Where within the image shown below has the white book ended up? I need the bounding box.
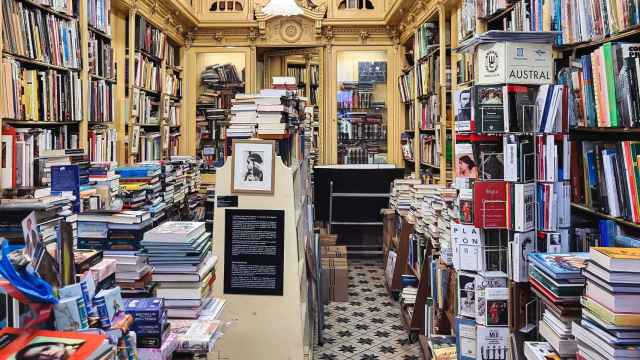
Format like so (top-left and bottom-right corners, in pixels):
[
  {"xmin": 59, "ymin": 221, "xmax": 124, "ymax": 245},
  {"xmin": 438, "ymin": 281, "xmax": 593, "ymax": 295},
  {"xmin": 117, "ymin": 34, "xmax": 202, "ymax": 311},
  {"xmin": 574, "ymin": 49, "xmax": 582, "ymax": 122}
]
[
  {"xmin": 511, "ymin": 231, "xmax": 535, "ymax": 282},
  {"xmin": 143, "ymin": 221, "xmax": 205, "ymax": 242},
  {"xmin": 513, "ymin": 183, "xmax": 536, "ymax": 231}
]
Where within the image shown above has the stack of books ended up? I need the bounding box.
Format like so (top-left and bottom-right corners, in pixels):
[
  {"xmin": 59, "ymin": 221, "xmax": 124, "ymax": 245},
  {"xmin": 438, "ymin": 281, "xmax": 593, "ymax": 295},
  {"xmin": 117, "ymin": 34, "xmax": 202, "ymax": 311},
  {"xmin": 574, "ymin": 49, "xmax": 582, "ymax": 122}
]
[
  {"xmin": 389, "ymin": 178, "xmax": 421, "ymax": 213},
  {"xmin": 228, "ymin": 94, "xmax": 257, "ymax": 137},
  {"xmin": 87, "ymin": 163, "xmax": 120, "ymax": 211},
  {"xmin": 124, "ymin": 298, "xmax": 170, "ymax": 352},
  {"xmin": 527, "ymin": 252, "xmax": 588, "ymax": 356},
  {"xmin": 76, "ymin": 210, "xmax": 155, "ymax": 298},
  {"xmin": 117, "ymin": 165, "xmax": 164, "ymax": 221},
  {"xmin": 271, "ymin": 77, "xmax": 297, "ymax": 91},
  {"xmin": 142, "ymin": 222, "xmax": 217, "ymax": 319},
  {"xmin": 256, "ymin": 91, "xmax": 286, "ymax": 135},
  {"xmin": 523, "ymin": 342, "xmax": 560, "ymax": 360},
  {"xmin": 573, "ymin": 247, "xmax": 640, "ymax": 359}
]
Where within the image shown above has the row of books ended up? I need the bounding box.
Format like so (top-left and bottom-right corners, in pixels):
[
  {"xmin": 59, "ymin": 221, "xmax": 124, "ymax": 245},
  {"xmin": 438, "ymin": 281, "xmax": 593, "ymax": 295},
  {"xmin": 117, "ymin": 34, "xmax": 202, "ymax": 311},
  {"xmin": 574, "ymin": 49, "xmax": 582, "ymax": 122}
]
[
  {"xmin": 135, "ymin": 15, "xmax": 166, "ymax": 60},
  {"xmin": 398, "ymin": 69, "xmax": 414, "ymax": 103},
  {"xmin": 89, "ymin": 79, "xmax": 115, "ymax": 124},
  {"xmin": 88, "ymin": 33, "xmax": 115, "ymax": 80},
  {"xmin": 1, "ymin": 58, "xmax": 83, "ymax": 122},
  {"xmin": 88, "ymin": 0, "xmax": 111, "ymax": 34},
  {"xmin": 286, "ymin": 65, "xmax": 308, "ymax": 85},
  {"xmin": 416, "ymin": 54, "xmax": 442, "ymax": 98},
  {"xmin": 573, "ymin": 141, "xmax": 640, "ymax": 224},
  {"xmin": 201, "ymin": 64, "xmax": 243, "ymax": 89},
  {"xmin": 88, "ymin": 127, "xmax": 116, "ymax": 163},
  {"xmin": 338, "ymin": 81, "xmax": 377, "ymax": 109},
  {"xmin": 416, "ymin": 22, "xmax": 438, "ymax": 60},
  {"xmin": 558, "ymin": 0, "xmax": 640, "ymax": 46},
  {"xmin": 134, "ymin": 90, "xmax": 160, "ymax": 125},
  {"xmin": 165, "ymin": 73, "xmax": 182, "ymax": 97},
  {"xmin": 1, "ymin": 127, "xmax": 82, "ymax": 188},
  {"xmin": 165, "ymin": 42, "xmax": 180, "ymax": 68},
  {"xmin": 465, "ymin": 84, "xmax": 567, "ymax": 134},
  {"xmin": 134, "ymin": 53, "xmax": 162, "ymax": 93},
  {"xmin": 167, "ymin": 100, "xmax": 182, "ymax": 127},
  {"xmin": 561, "ymin": 43, "xmax": 640, "ymax": 128},
  {"xmin": 2, "ymin": 0, "xmax": 81, "ymax": 69}
]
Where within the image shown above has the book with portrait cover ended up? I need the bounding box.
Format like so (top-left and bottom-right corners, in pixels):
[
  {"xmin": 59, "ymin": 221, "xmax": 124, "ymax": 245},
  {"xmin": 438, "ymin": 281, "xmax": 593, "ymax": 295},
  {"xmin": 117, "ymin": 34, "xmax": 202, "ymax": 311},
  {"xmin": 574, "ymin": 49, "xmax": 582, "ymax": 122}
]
[
  {"xmin": 0, "ymin": 327, "xmax": 110, "ymax": 359},
  {"xmin": 473, "ymin": 181, "xmax": 510, "ymax": 229},
  {"xmin": 473, "ymin": 85, "xmax": 505, "ymax": 133}
]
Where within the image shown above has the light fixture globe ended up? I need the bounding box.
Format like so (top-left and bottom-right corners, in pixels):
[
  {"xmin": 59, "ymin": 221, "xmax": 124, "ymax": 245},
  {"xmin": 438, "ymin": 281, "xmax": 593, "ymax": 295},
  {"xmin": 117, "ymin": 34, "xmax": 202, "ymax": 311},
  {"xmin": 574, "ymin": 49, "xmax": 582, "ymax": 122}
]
[{"xmin": 262, "ymin": 0, "xmax": 304, "ymax": 16}]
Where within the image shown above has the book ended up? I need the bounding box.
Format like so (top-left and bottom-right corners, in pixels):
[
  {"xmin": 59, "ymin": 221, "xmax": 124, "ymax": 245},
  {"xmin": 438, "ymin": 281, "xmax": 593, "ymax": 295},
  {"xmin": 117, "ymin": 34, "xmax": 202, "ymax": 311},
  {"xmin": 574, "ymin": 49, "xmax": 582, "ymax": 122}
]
[
  {"xmin": 589, "ymin": 247, "xmax": 640, "ymax": 273},
  {"xmin": 94, "ymin": 287, "xmax": 124, "ymax": 328},
  {"xmin": 473, "ymin": 181, "xmax": 510, "ymax": 229},
  {"xmin": 476, "ymin": 326, "xmax": 509, "ymax": 360},
  {"xmin": 0, "ymin": 327, "xmax": 110, "ymax": 360},
  {"xmin": 142, "ymin": 221, "xmax": 206, "ymax": 243},
  {"xmin": 581, "ymin": 296, "xmax": 640, "ymax": 327},
  {"xmin": 473, "ymin": 85, "xmax": 505, "ymax": 133},
  {"xmin": 456, "ymin": 317, "xmax": 476, "ymax": 360},
  {"xmin": 528, "ymin": 253, "xmax": 589, "ymax": 280},
  {"xmin": 175, "ymin": 320, "xmax": 223, "ymax": 353},
  {"xmin": 523, "ymin": 341, "xmax": 559, "ymax": 360},
  {"xmin": 54, "ymin": 297, "xmax": 89, "ymax": 331}
]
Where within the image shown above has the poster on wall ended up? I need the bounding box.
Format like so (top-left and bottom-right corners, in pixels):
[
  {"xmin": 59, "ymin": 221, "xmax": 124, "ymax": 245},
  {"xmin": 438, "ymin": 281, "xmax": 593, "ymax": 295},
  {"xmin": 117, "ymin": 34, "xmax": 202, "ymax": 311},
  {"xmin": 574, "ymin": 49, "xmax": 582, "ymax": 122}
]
[{"xmin": 224, "ymin": 209, "xmax": 285, "ymax": 296}]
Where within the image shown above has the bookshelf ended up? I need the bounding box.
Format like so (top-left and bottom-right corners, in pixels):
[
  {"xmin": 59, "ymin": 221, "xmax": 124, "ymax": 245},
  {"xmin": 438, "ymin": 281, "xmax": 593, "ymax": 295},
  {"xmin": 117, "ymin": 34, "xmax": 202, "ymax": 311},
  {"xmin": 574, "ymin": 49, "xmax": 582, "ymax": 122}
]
[
  {"xmin": 124, "ymin": 10, "xmax": 185, "ymax": 164},
  {"xmin": 399, "ymin": 6, "xmax": 452, "ymax": 185},
  {"xmin": 1, "ymin": 0, "xmax": 83, "ymax": 188}
]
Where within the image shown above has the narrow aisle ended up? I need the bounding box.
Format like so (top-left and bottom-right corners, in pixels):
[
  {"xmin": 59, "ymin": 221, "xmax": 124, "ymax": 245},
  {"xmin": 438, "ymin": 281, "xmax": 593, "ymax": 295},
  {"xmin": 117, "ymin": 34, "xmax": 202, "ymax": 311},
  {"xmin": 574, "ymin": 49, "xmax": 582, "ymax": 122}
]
[{"xmin": 315, "ymin": 258, "xmax": 422, "ymax": 360}]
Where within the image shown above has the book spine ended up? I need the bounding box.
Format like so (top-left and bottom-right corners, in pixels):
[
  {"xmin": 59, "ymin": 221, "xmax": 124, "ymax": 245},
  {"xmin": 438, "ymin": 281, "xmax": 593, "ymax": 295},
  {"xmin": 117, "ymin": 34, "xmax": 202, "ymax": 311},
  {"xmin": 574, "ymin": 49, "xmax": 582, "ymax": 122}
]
[{"xmin": 94, "ymin": 296, "xmax": 112, "ymax": 328}]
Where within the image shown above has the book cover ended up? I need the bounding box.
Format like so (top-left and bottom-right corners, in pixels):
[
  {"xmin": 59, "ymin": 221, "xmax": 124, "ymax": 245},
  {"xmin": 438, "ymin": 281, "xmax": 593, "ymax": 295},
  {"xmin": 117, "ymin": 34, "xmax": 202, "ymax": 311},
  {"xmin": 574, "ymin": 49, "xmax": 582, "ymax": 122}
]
[
  {"xmin": 0, "ymin": 328, "xmax": 108, "ymax": 360},
  {"xmin": 451, "ymin": 224, "xmax": 482, "ymax": 271},
  {"xmin": 458, "ymin": 189, "xmax": 474, "ymax": 224},
  {"xmin": 54, "ymin": 297, "xmax": 88, "ymax": 331},
  {"xmin": 504, "ymin": 85, "xmax": 537, "ymax": 132},
  {"xmin": 528, "ymin": 253, "xmax": 589, "ymax": 279},
  {"xmin": 477, "ymin": 143, "xmax": 504, "ymax": 180},
  {"xmin": 455, "ymin": 143, "xmax": 479, "ymax": 180},
  {"xmin": 455, "ymin": 88, "xmax": 473, "ymax": 132},
  {"xmin": 512, "ymin": 183, "xmax": 536, "ymax": 232},
  {"xmin": 176, "ymin": 320, "xmax": 222, "ymax": 353},
  {"xmin": 94, "ymin": 287, "xmax": 124, "ymax": 328},
  {"xmin": 475, "ymin": 271, "xmax": 508, "ymax": 326},
  {"xmin": 457, "ymin": 272, "xmax": 477, "ymax": 318},
  {"xmin": 473, "ymin": 181, "xmax": 510, "ymax": 229},
  {"xmin": 456, "ymin": 317, "xmax": 476, "ymax": 360},
  {"xmin": 474, "ymin": 85, "xmax": 505, "ymax": 133},
  {"xmin": 124, "ymin": 298, "xmax": 165, "ymax": 324},
  {"xmin": 511, "ymin": 231, "xmax": 535, "ymax": 283},
  {"xmin": 476, "ymin": 325, "xmax": 509, "ymax": 360}
]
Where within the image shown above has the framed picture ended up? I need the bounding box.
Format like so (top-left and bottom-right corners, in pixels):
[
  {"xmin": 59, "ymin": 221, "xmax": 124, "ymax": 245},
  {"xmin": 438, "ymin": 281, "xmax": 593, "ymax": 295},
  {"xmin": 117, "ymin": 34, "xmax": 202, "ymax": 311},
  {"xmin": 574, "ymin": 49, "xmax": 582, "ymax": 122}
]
[{"xmin": 231, "ymin": 140, "xmax": 275, "ymax": 194}]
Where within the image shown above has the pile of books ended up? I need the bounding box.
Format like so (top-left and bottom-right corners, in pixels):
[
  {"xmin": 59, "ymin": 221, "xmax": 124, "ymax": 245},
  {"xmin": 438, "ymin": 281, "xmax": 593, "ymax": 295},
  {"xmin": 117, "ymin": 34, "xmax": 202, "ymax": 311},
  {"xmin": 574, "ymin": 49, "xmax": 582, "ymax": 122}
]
[
  {"xmin": 117, "ymin": 164, "xmax": 164, "ymax": 221},
  {"xmin": 142, "ymin": 222, "xmax": 217, "ymax": 319},
  {"xmin": 77, "ymin": 210, "xmax": 155, "ymax": 298},
  {"xmin": 573, "ymin": 247, "xmax": 640, "ymax": 359},
  {"xmin": 527, "ymin": 252, "xmax": 588, "ymax": 356},
  {"xmin": 201, "ymin": 64, "xmax": 242, "ymax": 90},
  {"xmin": 228, "ymin": 94, "xmax": 257, "ymax": 137},
  {"xmin": 86, "ymin": 163, "xmax": 120, "ymax": 210},
  {"xmin": 389, "ymin": 178, "xmax": 421, "ymax": 213},
  {"xmin": 256, "ymin": 90, "xmax": 287, "ymax": 135},
  {"xmin": 124, "ymin": 298, "xmax": 170, "ymax": 353}
]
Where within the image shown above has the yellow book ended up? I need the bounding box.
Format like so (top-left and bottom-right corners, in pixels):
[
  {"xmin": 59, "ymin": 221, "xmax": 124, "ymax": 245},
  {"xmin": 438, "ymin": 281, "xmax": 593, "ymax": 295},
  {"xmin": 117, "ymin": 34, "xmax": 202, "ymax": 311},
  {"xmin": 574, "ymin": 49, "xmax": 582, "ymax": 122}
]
[
  {"xmin": 591, "ymin": 247, "xmax": 640, "ymax": 260},
  {"xmin": 590, "ymin": 247, "xmax": 640, "ymax": 272},
  {"xmin": 119, "ymin": 182, "xmax": 147, "ymax": 191},
  {"xmin": 581, "ymin": 297, "xmax": 640, "ymax": 327}
]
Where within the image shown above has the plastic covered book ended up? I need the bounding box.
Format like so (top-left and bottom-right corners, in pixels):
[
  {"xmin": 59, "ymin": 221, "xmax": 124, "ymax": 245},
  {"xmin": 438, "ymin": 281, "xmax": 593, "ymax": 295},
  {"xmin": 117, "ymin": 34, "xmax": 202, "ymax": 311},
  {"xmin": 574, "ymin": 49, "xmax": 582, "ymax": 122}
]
[
  {"xmin": 528, "ymin": 253, "xmax": 589, "ymax": 279},
  {"xmin": 0, "ymin": 327, "xmax": 110, "ymax": 360}
]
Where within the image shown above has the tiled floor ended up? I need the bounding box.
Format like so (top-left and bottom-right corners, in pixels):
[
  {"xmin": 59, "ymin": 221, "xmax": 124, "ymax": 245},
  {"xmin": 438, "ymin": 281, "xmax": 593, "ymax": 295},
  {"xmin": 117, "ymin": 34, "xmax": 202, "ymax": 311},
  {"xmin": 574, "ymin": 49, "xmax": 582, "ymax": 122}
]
[{"xmin": 315, "ymin": 258, "xmax": 422, "ymax": 360}]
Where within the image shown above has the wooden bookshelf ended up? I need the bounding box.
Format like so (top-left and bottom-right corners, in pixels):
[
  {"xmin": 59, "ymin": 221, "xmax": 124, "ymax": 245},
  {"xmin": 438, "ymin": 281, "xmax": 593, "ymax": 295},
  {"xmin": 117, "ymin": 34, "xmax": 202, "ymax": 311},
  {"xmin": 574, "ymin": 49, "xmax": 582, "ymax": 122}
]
[
  {"xmin": 571, "ymin": 203, "xmax": 640, "ymax": 230},
  {"xmin": 124, "ymin": 10, "xmax": 185, "ymax": 164}
]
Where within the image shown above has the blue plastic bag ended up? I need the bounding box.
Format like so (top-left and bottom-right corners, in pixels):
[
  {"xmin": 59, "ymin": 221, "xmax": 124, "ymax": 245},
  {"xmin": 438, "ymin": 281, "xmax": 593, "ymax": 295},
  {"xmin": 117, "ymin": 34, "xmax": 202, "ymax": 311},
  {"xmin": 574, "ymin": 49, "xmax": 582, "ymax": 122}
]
[{"xmin": 0, "ymin": 239, "xmax": 57, "ymax": 304}]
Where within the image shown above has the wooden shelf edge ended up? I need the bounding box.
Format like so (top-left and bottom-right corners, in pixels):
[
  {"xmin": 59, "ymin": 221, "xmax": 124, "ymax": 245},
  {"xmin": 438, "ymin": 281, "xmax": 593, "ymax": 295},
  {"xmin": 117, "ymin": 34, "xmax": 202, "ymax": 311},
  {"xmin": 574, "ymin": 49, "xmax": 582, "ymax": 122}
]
[{"xmin": 571, "ymin": 203, "xmax": 640, "ymax": 229}]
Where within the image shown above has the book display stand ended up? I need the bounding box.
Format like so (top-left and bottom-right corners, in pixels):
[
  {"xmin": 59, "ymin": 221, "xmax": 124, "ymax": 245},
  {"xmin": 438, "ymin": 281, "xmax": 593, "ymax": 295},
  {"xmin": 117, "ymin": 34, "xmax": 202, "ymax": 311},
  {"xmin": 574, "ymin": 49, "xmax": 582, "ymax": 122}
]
[{"xmin": 212, "ymin": 152, "xmax": 315, "ymax": 360}]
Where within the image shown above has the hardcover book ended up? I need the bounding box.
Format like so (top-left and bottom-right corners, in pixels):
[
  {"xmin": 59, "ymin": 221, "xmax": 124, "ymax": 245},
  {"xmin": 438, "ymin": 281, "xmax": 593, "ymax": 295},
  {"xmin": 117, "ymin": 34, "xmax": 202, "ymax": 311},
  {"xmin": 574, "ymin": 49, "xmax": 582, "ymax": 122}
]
[
  {"xmin": 458, "ymin": 188, "xmax": 474, "ymax": 224},
  {"xmin": 54, "ymin": 297, "xmax": 89, "ymax": 331},
  {"xmin": 124, "ymin": 298, "xmax": 165, "ymax": 324},
  {"xmin": 528, "ymin": 253, "xmax": 589, "ymax": 280},
  {"xmin": 473, "ymin": 181, "xmax": 510, "ymax": 229},
  {"xmin": 94, "ymin": 287, "xmax": 124, "ymax": 328},
  {"xmin": 474, "ymin": 85, "xmax": 505, "ymax": 133},
  {"xmin": 0, "ymin": 328, "xmax": 109, "ymax": 360},
  {"xmin": 512, "ymin": 183, "xmax": 536, "ymax": 232}
]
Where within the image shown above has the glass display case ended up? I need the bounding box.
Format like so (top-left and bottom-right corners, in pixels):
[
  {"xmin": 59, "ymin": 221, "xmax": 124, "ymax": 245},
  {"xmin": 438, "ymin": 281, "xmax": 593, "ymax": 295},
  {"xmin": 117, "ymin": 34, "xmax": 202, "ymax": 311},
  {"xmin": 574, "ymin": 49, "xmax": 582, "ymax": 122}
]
[
  {"xmin": 336, "ymin": 50, "xmax": 388, "ymax": 165},
  {"xmin": 195, "ymin": 53, "xmax": 245, "ymax": 173}
]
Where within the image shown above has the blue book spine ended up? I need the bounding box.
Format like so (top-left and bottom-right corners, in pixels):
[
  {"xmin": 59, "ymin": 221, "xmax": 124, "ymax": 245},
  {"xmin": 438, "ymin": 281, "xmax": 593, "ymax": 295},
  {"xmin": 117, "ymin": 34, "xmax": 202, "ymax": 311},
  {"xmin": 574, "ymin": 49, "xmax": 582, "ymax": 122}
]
[
  {"xmin": 75, "ymin": 297, "xmax": 89, "ymax": 329},
  {"xmin": 94, "ymin": 297, "xmax": 111, "ymax": 328}
]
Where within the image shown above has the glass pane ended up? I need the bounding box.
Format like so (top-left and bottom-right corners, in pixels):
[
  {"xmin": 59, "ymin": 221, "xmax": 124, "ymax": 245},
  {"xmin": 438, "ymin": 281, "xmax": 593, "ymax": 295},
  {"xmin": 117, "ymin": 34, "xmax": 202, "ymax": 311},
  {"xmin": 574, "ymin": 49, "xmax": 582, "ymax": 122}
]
[
  {"xmin": 196, "ymin": 53, "xmax": 246, "ymax": 172},
  {"xmin": 336, "ymin": 51, "xmax": 388, "ymax": 164}
]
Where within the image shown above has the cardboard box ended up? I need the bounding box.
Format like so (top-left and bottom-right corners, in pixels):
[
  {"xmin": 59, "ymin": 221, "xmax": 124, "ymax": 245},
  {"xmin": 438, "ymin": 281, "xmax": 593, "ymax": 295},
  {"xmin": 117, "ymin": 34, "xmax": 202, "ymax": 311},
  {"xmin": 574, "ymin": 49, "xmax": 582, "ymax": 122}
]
[
  {"xmin": 475, "ymin": 41, "xmax": 554, "ymax": 85},
  {"xmin": 321, "ymin": 245, "xmax": 347, "ymax": 259},
  {"xmin": 319, "ymin": 234, "xmax": 337, "ymax": 247},
  {"xmin": 321, "ymin": 258, "xmax": 348, "ymax": 303}
]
